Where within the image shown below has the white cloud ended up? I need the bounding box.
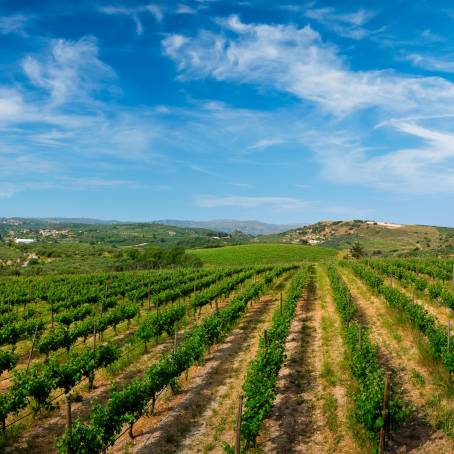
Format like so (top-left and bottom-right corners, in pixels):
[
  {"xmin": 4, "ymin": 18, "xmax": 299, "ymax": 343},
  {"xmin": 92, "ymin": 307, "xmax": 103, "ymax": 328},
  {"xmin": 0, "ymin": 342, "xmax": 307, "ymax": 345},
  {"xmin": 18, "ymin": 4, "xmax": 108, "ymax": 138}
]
[
  {"xmin": 305, "ymin": 7, "xmax": 375, "ymax": 39},
  {"xmin": 0, "ymin": 15, "xmax": 28, "ymax": 35},
  {"xmin": 162, "ymin": 16, "xmax": 454, "ymax": 116},
  {"xmin": 246, "ymin": 138, "xmax": 285, "ymax": 151},
  {"xmin": 315, "ymin": 122, "xmax": 454, "ymax": 194},
  {"xmin": 176, "ymin": 4, "xmax": 196, "ymax": 15},
  {"xmin": 195, "ymin": 195, "xmax": 307, "ymax": 210},
  {"xmin": 406, "ymin": 53, "xmax": 454, "ymax": 73},
  {"xmin": 0, "ymin": 89, "xmax": 25, "ymax": 120},
  {"xmin": 99, "ymin": 3, "xmax": 163, "ymax": 35},
  {"xmin": 22, "ymin": 36, "xmax": 115, "ymax": 105},
  {"xmin": 230, "ymin": 182, "xmax": 253, "ymax": 189}
]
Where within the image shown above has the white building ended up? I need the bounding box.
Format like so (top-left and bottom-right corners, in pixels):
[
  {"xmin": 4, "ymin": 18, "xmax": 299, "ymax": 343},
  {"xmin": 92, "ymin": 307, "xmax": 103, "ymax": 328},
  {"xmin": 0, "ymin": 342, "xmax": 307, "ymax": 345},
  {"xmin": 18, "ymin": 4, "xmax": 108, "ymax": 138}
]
[{"xmin": 14, "ymin": 238, "xmax": 36, "ymax": 244}]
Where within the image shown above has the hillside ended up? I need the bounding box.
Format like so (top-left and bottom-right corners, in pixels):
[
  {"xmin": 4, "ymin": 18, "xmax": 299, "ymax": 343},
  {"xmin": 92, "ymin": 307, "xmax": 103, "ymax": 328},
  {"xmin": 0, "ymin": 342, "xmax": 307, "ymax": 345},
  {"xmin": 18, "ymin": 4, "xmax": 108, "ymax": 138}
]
[
  {"xmin": 257, "ymin": 220, "xmax": 454, "ymax": 256},
  {"xmin": 0, "ymin": 218, "xmax": 251, "ymax": 248},
  {"xmin": 190, "ymin": 243, "xmax": 337, "ymax": 266},
  {"xmin": 155, "ymin": 219, "xmax": 303, "ymax": 235}
]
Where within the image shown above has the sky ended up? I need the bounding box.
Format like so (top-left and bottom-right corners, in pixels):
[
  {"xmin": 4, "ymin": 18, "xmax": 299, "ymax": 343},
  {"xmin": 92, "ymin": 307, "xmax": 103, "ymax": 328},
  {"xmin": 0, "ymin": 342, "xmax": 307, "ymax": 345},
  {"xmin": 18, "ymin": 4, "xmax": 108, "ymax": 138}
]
[{"xmin": 1, "ymin": 0, "xmax": 454, "ymax": 226}]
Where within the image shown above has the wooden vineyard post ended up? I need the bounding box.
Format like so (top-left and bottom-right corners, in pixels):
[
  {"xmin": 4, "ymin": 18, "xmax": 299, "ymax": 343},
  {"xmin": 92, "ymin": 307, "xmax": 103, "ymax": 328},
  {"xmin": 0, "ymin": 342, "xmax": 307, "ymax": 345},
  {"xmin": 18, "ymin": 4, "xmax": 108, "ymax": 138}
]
[
  {"xmin": 235, "ymin": 394, "xmax": 243, "ymax": 454},
  {"xmin": 215, "ymin": 298, "xmax": 219, "ymax": 314},
  {"xmin": 26, "ymin": 323, "xmax": 39, "ymax": 370},
  {"xmin": 280, "ymin": 292, "xmax": 283, "ymax": 315},
  {"xmin": 89, "ymin": 320, "xmax": 96, "ymax": 390},
  {"xmin": 148, "ymin": 290, "xmax": 151, "ymax": 311},
  {"xmin": 66, "ymin": 392, "xmax": 73, "ymax": 454},
  {"xmin": 378, "ymin": 373, "xmax": 391, "ymax": 454},
  {"xmin": 173, "ymin": 330, "xmax": 177, "ymax": 355},
  {"xmin": 51, "ymin": 301, "xmax": 54, "ymax": 329},
  {"xmin": 412, "ymin": 286, "xmax": 415, "ymax": 304},
  {"xmin": 264, "ymin": 329, "xmax": 269, "ymax": 350},
  {"xmin": 448, "ymin": 320, "xmax": 451, "ymax": 353},
  {"xmin": 358, "ymin": 325, "xmax": 362, "ymax": 350}
]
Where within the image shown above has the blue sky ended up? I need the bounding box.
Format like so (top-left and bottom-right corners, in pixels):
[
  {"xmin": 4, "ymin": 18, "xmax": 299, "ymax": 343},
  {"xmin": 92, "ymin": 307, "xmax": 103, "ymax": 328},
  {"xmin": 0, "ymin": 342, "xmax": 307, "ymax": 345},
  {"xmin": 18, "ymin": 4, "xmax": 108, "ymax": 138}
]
[{"xmin": 1, "ymin": 0, "xmax": 454, "ymax": 225}]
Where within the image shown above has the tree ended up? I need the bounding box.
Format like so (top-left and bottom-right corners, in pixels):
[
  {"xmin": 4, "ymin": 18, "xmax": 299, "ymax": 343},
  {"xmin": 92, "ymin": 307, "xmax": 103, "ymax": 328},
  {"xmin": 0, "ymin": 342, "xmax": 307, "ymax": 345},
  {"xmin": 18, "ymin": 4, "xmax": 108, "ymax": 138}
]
[{"xmin": 350, "ymin": 242, "xmax": 365, "ymax": 259}]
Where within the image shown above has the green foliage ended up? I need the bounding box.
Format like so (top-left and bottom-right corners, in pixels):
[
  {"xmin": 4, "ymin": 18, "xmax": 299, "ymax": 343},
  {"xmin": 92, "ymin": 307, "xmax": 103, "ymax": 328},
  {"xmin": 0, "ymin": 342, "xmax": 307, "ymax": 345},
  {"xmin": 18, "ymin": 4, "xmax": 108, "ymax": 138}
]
[
  {"xmin": 345, "ymin": 261, "xmax": 454, "ymax": 373},
  {"xmin": 57, "ymin": 266, "xmax": 294, "ymax": 453},
  {"xmin": 190, "ymin": 243, "xmax": 336, "ymax": 266},
  {"xmin": 350, "ymin": 241, "xmax": 365, "ymax": 259},
  {"xmin": 241, "ymin": 266, "xmax": 310, "ymax": 446},
  {"xmin": 327, "ymin": 265, "xmax": 406, "ymax": 445}
]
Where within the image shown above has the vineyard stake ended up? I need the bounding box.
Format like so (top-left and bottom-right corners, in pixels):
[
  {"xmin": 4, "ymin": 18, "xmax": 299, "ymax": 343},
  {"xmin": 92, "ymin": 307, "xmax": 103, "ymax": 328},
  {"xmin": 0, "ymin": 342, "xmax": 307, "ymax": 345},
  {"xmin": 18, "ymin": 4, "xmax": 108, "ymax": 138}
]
[
  {"xmin": 173, "ymin": 331, "xmax": 177, "ymax": 355},
  {"xmin": 378, "ymin": 373, "xmax": 391, "ymax": 454},
  {"xmin": 264, "ymin": 329, "xmax": 269, "ymax": 350},
  {"xmin": 26, "ymin": 323, "xmax": 39, "ymax": 371},
  {"xmin": 448, "ymin": 320, "xmax": 451, "ymax": 352},
  {"xmin": 412, "ymin": 287, "xmax": 415, "ymax": 304},
  {"xmin": 358, "ymin": 326, "xmax": 362, "ymax": 350},
  {"xmin": 235, "ymin": 394, "xmax": 243, "ymax": 454},
  {"xmin": 51, "ymin": 301, "xmax": 54, "ymax": 328},
  {"xmin": 280, "ymin": 292, "xmax": 283, "ymax": 315},
  {"xmin": 66, "ymin": 392, "xmax": 73, "ymax": 454},
  {"xmin": 216, "ymin": 298, "xmax": 219, "ymax": 314}
]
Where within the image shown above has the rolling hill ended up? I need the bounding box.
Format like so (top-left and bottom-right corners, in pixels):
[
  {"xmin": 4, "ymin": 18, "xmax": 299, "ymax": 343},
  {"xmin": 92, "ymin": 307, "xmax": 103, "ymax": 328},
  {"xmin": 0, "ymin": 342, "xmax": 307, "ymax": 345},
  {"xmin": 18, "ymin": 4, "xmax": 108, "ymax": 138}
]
[
  {"xmin": 257, "ymin": 220, "xmax": 454, "ymax": 256},
  {"xmin": 155, "ymin": 219, "xmax": 303, "ymax": 235}
]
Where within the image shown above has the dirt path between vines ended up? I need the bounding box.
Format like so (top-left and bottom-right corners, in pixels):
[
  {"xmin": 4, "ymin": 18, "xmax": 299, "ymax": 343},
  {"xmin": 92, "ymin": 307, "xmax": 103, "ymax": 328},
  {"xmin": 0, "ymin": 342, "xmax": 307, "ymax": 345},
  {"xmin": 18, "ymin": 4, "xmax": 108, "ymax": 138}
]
[
  {"xmin": 112, "ymin": 286, "xmax": 286, "ymax": 453},
  {"xmin": 340, "ymin": 267, "xmax": 454, "ymax": 454},
  {"xmin": 8, "ymin": 277, "xmax": 256, "ymax": 454},
  {"xmin": 172, "ymin": 291, "xmax": 280, "ymax": 453},
  {"xmin": 259, "ymin": 267, "xmax": 359, "ymax": 454}
]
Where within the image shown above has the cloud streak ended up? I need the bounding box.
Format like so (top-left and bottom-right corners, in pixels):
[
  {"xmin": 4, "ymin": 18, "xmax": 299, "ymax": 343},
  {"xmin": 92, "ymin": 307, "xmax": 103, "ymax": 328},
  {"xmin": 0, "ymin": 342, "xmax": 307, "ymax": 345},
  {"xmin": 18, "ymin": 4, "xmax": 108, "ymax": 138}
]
[
  {"xmin": 195, "ymin": 195, "xmax": 307, "ymax": 210},
  {"xmin": 162, "ymin": 15, "xmax": 454, "ymax": 116}
]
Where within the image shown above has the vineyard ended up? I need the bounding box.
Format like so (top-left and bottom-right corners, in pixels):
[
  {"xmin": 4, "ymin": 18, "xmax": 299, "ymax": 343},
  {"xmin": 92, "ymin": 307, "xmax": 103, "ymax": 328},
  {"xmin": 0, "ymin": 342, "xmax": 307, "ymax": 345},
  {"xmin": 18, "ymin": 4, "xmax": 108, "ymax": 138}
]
[{"xmin": 0, "ymin": 257, "xmax": 453, "ymax": 453}]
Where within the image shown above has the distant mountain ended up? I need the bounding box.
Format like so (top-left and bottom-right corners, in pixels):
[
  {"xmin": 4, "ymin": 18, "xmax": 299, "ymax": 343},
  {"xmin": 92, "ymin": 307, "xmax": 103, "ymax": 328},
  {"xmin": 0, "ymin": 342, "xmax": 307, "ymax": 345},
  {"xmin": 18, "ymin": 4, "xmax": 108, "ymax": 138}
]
[
  {"xmin": 156, "ymin": 219, "xmax": 304, "ymax": 236},
  {"xmin": 39, "ymin": 217, "xmax": 124, "ymax": 225}
]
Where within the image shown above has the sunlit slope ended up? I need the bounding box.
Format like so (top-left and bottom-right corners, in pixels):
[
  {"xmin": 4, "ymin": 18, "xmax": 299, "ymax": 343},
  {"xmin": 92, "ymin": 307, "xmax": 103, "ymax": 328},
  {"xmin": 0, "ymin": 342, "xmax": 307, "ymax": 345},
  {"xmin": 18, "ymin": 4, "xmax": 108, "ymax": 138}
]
[{"xmin": 190, "ymin": 243, "xmax": 337, "ymax": 266}]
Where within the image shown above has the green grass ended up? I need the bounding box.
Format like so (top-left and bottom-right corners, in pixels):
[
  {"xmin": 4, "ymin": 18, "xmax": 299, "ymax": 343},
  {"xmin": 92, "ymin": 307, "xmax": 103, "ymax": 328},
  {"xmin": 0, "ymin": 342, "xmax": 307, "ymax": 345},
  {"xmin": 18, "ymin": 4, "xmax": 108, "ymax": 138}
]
[{"xmin": 190, "ymin": 243, "xmax": 336, "ymax": 266}]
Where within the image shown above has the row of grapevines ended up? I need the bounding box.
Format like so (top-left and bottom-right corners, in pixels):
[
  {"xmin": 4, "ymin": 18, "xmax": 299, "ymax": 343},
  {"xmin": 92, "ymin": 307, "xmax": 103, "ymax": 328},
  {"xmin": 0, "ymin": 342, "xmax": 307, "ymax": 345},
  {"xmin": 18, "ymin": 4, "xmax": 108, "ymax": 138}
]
[
  {"xmin": 327, "ymin": 266, "xmax": 405, "ymax": 444},
  {"xmin": 345, "ymin": 262, "xmax": 454, "ymax": 373},
  {"xmin": 0, "ymin": 268, "xmax": 242, "ymax": 350},
  {"xmin": 367, "ymin": 260, "xmax": 428, "ymax": 291},
  {"xmin": 366, "ymin": 260, "xmax": 454, "ymax": 311},
  {"xmin": 56, "ymin": 266, "xmax": 293, "ymax": 453},
  {"xmin": 389, "ymin": 259, "xmax": 452, "ymax": 282},
  {"xmin": 0, "ymin": 267, "xmax": 210, "ymax": 311},
  {"xmin": 0, "ymin": 268, "xmax": 261, "ymax": 433},
  {"xmin": 135, "ymin": 268, "xmax": 267, "ymax": 348},
  {"xmin": 0, "ymin": 344, "xmax": 117, "ymax": 431},
  {"xmin": 240, "ymin": 266, "xmax": 310, "ymax": 447}
]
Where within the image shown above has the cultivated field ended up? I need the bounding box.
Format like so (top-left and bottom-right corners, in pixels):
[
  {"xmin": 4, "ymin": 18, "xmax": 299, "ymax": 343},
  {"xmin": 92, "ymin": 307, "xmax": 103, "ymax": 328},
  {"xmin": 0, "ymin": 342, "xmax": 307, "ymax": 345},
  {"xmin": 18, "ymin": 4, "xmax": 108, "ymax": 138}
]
[
  {"xmin": 0, "ymin": 255, "xmax": 453, "ymax": 453},
  {"xmin": 190, "ymin": 243, "xmax": 337, "ymax": 266}
]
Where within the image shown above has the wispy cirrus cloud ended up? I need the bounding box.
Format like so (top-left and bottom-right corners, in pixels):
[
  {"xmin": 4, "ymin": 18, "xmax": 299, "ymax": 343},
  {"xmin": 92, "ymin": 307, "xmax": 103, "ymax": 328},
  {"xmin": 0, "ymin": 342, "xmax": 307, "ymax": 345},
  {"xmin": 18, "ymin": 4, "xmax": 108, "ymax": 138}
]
[
  {"xmin": 0, "ymin": 14, "xmax": 29, "ymax": 35},
  {"xmin": 99, "ymin": 3, "xmax": 163, "ymax": 35},
  {"xmin": 162, "ymin": 15, "xmax": 454, "ymax": 117},
  {"xmin": 314, "ymin": 122, "xmax": 454, "ymax": 194},
  {"xmin": 246, "ymin": 138, "xmax": 285, "ymax": 151},
  {"xmin": 195, "ymin": 195, "xmax": 307, "ymax": 210},
  {"xmin": 22, "ymin": 36, "xmax": 115, "ymax": 106},
  {"xmin": 405, "ymin": 53, "xmax": 454, "ymax": 73},
  {"xmin": 305, "ymin": 7, "xmax": 376, "ymax": 40}
]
